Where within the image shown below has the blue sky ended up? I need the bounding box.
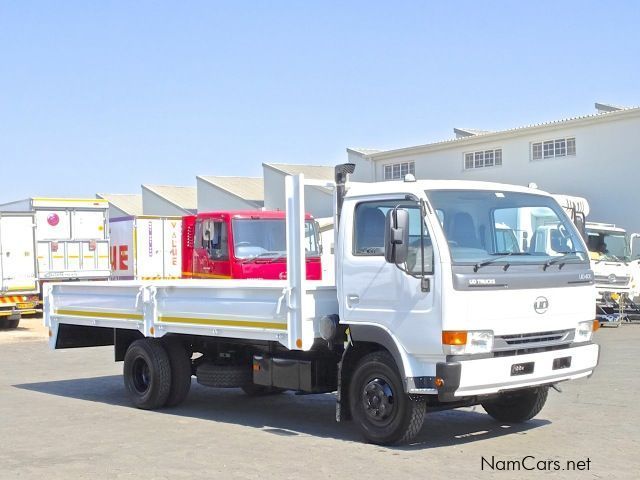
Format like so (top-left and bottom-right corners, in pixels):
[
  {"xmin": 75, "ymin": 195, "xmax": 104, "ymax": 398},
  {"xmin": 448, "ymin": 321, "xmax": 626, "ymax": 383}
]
[{"xmin": 1, "ymin": 1, "xmax": 638, "ymax": 202}]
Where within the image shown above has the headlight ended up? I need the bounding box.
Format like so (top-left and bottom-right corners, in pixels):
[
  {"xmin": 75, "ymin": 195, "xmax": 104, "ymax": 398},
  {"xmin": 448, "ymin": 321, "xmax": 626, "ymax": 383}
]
[
  {"xmin": 575, "ymin": 320, "xmax": 597, "ymax": 343},
  {"xmin": 442, "ymin": 330, "xmax": 494, "ymax": 355}
]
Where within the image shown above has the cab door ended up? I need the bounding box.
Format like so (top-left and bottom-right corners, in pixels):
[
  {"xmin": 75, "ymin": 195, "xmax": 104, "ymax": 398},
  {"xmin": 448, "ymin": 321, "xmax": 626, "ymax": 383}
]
[{"xmin": 339, "ymin": 197, "xmax": 442, "ymax": 357}]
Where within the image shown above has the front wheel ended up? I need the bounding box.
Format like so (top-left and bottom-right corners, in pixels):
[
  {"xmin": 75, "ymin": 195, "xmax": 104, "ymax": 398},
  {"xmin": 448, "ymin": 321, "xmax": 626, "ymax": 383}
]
[
  {"xmin": 481, "ymin": 386, "xmax": 548, "ymax": 423},
  {"xmin": 349, "ymin": 351, "xmax": 426, "ymax": 445}
]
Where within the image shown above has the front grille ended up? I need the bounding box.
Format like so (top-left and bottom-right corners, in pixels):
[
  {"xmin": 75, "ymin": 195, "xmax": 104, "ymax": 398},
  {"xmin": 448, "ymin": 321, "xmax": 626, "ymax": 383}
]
[
  {"xmin": 595, "ymin": 275, "xmax": 630, "ymax": 286},
  {"xmin": 493, "ymin": 329, "xmax": 574, "ymax": 352}
]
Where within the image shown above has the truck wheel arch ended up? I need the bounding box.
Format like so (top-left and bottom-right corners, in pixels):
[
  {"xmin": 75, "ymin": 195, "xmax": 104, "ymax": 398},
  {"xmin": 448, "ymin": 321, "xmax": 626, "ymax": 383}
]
[{"xmin": 336, "ymin": 324, "xmax": 408, "ymax": 422}]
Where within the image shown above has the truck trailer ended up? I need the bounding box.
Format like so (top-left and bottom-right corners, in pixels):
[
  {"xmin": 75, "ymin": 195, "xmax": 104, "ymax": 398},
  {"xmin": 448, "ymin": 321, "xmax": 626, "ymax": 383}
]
[
  {"xmin": 0, "ymin": 197, "xmax": 110, "ymax": 283},
  {"xmin": 44, "ymin": 167, "xmax": 599, "ymax": 445},
  {"xmin": 0, "ymin": 212, "xmax": 39, "ymax": 328},
  {"xmin": 109, "ymin": 215, "xmax": 182, "ymax": 280}
]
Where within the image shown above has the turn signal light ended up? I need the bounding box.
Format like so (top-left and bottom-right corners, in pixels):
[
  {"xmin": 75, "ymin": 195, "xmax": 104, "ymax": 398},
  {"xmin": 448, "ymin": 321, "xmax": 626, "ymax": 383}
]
[
  {"xmin": 442, "ymin": 331, "xmax": 468, "ymax": 346},
  {"xmin": 434, "ymin": 377, "xmax": 445, "ymax": 388},
  {"xmin": 593, "ymin": 320, "xmax": 600, "ymax": 332}
]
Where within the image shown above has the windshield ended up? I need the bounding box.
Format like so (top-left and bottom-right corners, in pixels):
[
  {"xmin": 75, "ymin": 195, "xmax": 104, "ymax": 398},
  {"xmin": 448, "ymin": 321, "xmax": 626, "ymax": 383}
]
[
  {"xmin": 426, "ymin": 190, "xmax": 588, "ymax": 265},
  {"xmin": 232, "ymin": 219, "xmax": 319, "ymax": 259},
  {"xmin": 586, "ymin": 230, "xmax": 629, "ymax": 261}
]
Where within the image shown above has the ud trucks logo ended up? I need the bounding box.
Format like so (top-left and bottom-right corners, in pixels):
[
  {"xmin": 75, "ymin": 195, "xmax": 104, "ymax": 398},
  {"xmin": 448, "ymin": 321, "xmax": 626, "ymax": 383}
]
[
  {"xmin": 469, "ymin": 278, "xmax": 496, "ymax": 286},
  {"xmin": 534, "ymin": 296, "xmax": 549, "ymax": 314}
]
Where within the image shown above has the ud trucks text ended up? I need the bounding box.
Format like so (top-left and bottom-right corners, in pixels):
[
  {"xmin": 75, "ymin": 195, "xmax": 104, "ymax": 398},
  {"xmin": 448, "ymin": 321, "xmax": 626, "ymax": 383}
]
[{"xmin": 45, "ymin": 166, "xmax": 599, "ymax": 445}]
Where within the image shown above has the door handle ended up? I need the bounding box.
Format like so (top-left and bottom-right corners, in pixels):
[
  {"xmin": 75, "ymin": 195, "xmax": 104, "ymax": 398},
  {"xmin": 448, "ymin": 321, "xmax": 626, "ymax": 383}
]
[{"xmin": 347, "ymin": 294, "xmax": 360, "ymax": 307}]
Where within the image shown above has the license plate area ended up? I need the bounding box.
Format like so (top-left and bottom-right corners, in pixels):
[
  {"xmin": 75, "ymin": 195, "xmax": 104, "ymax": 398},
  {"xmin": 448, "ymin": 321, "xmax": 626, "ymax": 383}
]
[
  {"xmin": 17, "ymin": 302, "xmax": 36, "ymax": 309},
  {"xmin": 552, "ymin": 356, "xmax": 572, "ymax": 370},
  {"xmin": 511, "ymin": 361, "xmax": 534, "ymax": 376}
]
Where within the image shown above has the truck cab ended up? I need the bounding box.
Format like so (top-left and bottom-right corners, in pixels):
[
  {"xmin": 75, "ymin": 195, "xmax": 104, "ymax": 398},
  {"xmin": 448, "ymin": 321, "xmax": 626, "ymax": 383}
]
[
  {"xmin": 182, "ymin": 211, "xmax": 322, "ymax": 280},
  {"xmin": 585, "ymin": 222, "xmax": 640, "ymax": 323}
]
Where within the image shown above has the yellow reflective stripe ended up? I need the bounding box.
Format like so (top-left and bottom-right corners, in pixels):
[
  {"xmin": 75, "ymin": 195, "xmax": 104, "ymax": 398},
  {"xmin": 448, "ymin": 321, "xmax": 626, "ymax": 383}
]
[
  {"xmin": 54, "ymin": 308, "xmax": 143, "ymax": 320},
  {"xmin": 33, "ymin": 197, "xmax": 108, "ymax": 204},
  {"xmin": 7, "ymin": 286, "xmax": 35, "ymax": 291},
  {"xmin": 159, "ymin": 315, "xmax": 287, "ymax": 330},
  {"xmin": 192, "ymin": 273, "xmax": 232, "ymax": 279}
]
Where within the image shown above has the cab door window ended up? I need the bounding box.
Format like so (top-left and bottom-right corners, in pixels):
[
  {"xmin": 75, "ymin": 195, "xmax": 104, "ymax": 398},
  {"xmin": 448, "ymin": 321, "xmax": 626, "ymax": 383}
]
[
  {"xmin": 201, "ymin": 220, "xmax": 229, "ymax": 260},
  {"xmin": 353, "ymin": 200, "xmax": 433, "ymax": 274}
]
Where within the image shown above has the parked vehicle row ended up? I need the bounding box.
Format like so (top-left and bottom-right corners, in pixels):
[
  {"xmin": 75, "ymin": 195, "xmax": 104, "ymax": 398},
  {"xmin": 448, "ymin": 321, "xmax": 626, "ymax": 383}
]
[{"xmin": 0, "ymin": 198, "xmax": 110, "ymax": 328}]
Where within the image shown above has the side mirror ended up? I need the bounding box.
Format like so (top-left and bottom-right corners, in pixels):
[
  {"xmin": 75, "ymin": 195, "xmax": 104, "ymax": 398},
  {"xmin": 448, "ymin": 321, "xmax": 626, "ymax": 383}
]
[{"xmin": 384, "ymin": 208, "xmax": 409, "ymax": 264}]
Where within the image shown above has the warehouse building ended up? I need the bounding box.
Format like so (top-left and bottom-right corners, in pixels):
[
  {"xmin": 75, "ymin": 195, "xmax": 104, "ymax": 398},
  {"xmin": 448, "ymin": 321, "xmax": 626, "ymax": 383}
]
[
  {"xmin": 96, "ymin": 193, "xmax": 143, "ymax": 219},
  {"xmin": 196, "ymin": 176, "xmax": 264, "ymax": 212},
  {"xmin": 263, "ymin": 163, "xmax": 334, "ymax": 218},
  {"xmin": 347, "ymin": 103, "xmax": 640, "ymax": 232},
  {"xmin": 141, "ymin": 185, "xmax": 197, "ymax": 216}
]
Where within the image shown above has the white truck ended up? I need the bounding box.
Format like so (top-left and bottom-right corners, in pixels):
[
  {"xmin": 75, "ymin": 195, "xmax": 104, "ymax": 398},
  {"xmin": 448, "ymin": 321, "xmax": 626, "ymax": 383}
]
[
  {"xmin": 552, "ymin": 195, "xmax": 640, "ymax": 325},
  {"xmin": 0, "ymin": 212, "xmax": 39, "ymax": 328},
  {"xmin": 0, "ymin": 197, "xmax": 110, "ymax": 283},
  {"xmin": 584, "ymin": 222, "xmax": 640, "ymax": 324},
  {"xmin": 109, "ymin": 215, "xmax": 182, "ymax": 280},
  {"xmin": 44, "ymin": 167, "xmax": 600, "ymax": 445}
]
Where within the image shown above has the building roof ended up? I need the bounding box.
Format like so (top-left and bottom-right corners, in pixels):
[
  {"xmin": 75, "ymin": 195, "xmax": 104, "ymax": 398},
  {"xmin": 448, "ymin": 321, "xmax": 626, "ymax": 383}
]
[
  {"xmin": 96, "ymin": 193, "xmax": 143, "ymax": 216},
  {"xmin": 453, "ymin": 127, "xmax": 493, "ymax": 138},
  {"xmin": 346, "ymin": 147, "xmax": 383, "ymax": 155},
  {"xmin": 263, "ymin": 163, "xmax": 335, "ymax": 180},
  {"xmin": 142, "ymin": 185, "xmax": 197, "ymax": 211},
  {"xmin": 350, "ymin": 103, "xmax": 640, "ymax": 161},
  {"xmin": 197, "ymin": 176, "xmax": 264, "ymax": 207}
]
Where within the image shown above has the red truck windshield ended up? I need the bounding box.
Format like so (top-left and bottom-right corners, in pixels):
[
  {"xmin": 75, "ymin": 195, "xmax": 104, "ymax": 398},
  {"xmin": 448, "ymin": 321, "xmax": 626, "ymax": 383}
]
[{"xmin": 232, "ymin": 219, "xmax": 319, "ymax": 260}]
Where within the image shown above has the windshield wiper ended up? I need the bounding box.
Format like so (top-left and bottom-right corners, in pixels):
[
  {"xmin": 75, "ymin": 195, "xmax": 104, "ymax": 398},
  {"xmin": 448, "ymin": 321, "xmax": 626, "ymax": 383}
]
[
  {"xmin": 240, "ymin": 252, "xmax": 283, "ymax": 264},
  {"xmin": 474, "ymin": 252, "xmax": 530, "ymax": 272},
  {"xmin": 543, "ymin": 251, "xmax": 582, "ymax": 271}
]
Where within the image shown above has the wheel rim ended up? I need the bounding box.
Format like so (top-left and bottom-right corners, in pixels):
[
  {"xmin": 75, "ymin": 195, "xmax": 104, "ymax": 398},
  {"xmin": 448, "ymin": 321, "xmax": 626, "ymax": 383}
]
[
  {"xmin": 131, "ymin": 357, "xmax": 152, "ymax": 394},
  {"xmin": 361, "ymin": 377, "xmax": 396, "ymax": 425}
]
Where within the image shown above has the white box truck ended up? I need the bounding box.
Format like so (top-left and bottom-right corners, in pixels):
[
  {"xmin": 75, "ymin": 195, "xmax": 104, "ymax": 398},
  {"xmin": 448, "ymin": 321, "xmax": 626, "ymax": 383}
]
[
  {"xmin": 44, "ymin": 167, "xmax": 599, "ymax": 445},
  {"xmin": 109, "ymin": 215, "xmax": 182, "ymax": 280},
  {"xmin": 0, "ymin": 212, "xmax": 39, "ymax": 328},
  {"xmin": 0, "ymin": 197, "xmax": 110, "ymax": 282}
]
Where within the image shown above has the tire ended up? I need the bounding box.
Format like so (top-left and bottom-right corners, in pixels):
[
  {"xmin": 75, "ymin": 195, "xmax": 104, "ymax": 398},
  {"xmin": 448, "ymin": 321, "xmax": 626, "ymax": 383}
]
[
  {"xmin": 6, "ymin": 319, "xmax": 19, "ymax": 329},
  {"xmin": 160, "ymin": 338, "xmax": 192, "ymax": 407},
  {"xmin": 241, "ymin": 384, "xmax": 286, "ymax": 396},
  {"xmin": 123, "ymin": 339, "xmax": 172, "ymax": 410},
  {"xmin": 349, "ymin": 351, "xmax": 426, "ymax": 445},
  {"xmin": 196, "ymin": 363, "xmax": 252, "ymax": 388},
  {"xmin": 481, "ymin": 386, "xmax": 549, "ymax": 423}
]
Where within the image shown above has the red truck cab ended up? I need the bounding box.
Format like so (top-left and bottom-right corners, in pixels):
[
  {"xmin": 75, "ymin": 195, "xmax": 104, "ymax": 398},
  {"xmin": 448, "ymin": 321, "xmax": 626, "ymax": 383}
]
[{"xmin": 182, "ymin": 211, "xmax": 322, "ymax": 280}]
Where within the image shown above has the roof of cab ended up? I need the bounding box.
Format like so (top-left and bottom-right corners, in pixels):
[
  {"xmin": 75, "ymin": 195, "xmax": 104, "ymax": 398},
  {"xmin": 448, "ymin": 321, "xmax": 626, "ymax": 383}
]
[{"xmin": 345, "ymin": 179, "xmax": 550, "ymax": 198}]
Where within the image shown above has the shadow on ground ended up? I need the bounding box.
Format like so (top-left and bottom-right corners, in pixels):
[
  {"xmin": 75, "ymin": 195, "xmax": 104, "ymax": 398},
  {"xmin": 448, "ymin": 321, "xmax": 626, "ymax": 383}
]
[{"xmin": 14, "ymin": 375, "xmax": 548, "ymax": 448}]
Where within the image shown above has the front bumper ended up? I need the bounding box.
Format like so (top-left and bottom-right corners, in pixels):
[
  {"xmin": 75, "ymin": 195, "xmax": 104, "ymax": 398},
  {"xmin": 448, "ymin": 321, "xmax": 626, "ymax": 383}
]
[{"xmin": 436, "ymin": 342, "xmax": 599, "ymax": 400}]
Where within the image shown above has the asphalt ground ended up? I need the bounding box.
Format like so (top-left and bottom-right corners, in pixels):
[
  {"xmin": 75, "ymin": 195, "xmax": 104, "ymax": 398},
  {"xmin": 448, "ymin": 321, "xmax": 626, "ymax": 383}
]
[{"xmin": 0, "ymin": 317, "xmax": 638, "ymax": 479}]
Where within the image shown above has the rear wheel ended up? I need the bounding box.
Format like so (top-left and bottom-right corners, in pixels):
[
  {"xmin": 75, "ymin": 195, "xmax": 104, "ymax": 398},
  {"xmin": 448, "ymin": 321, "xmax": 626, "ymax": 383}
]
[
  {"xmin": 349, "ymin": 351, "xmax": 426, "ymax": 445},
  {"xmin": 6, "ymin": 319, "xmax": 19, "ymax": 329},
  {"xmin": 160, "ymin": 338, "xmax": 192, "ymax": 407},
  {"xmin": 123, "ymin": 339, "xmax": 171, "ymax": 410},
  {"xmin": 481, "ymin": 386, "xmax": 548, "ymax": 423}
]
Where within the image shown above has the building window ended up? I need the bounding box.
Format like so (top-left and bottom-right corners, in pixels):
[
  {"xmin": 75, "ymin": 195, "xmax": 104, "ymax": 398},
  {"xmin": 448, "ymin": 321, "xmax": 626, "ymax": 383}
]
[
  {"xmin": 532, "ymin": 137, "xmax": 576, "ymax": 160},
  {"xmin": 383, "ymin": 161, "xmax": 415, "ymax": 180},
  {"xmin": 464, "ymin": 148, "xmax": 502, "ymax": 170}
]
